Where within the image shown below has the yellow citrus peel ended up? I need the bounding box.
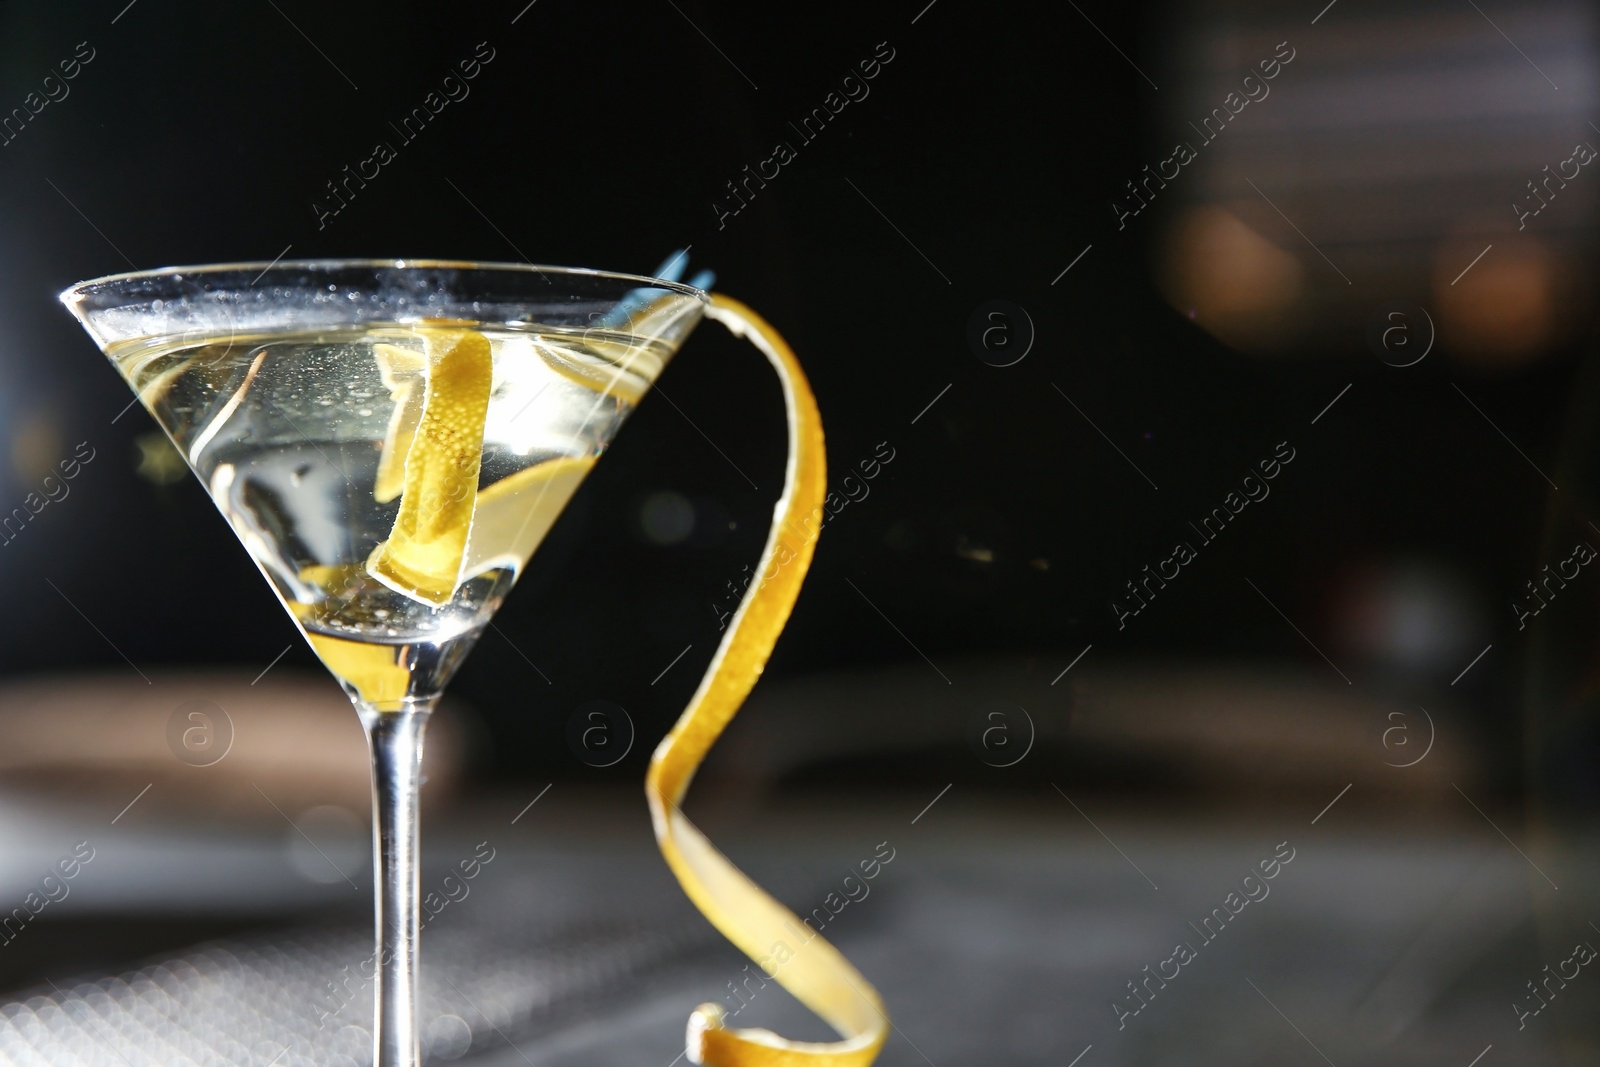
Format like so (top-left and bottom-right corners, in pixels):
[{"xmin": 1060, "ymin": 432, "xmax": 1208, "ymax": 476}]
[
  {"xmin": 305, "ymin": 631, "xmax": 411, "ymax": 705},
  {"xmin": 461, "ymin": 454, "xmax": 597, "ymax": 581},
  {"xmin": 368, "ymin": 328, "xmax": 493, "ymax": 606},
  {"xmin": 372, "ymin": 342, "xmax": 427, "ymax": 504},
  {"xmin": 283, "ymin": 577, "xmax": 413, "ymax": 706},
  {"xmin": 538, "ymin": 335, "xmax": 653, "ymax": 406},
  {"xmin": 646, "ymin": 294, "xmax": 889, "ymax": 1067}
]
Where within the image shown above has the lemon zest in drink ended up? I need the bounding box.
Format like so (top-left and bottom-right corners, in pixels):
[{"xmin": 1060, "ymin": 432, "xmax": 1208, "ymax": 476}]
[{"xmin": 368, "ymin": 327, "xmax": 492, "ymax": 606}]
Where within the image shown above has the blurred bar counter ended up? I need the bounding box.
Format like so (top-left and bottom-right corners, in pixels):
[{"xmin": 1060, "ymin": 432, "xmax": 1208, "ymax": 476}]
[{"xmin": 0, "ymin": 664, "xmax": 1592, "ymax": 1064}]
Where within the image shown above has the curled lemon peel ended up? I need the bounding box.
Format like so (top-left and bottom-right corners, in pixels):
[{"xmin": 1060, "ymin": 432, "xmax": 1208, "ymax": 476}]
[
  {"xmin": 367, "ymin": 328, "xmax": 493, "ymax": 606},
  {"xmin": 646, "ymin": 294, "xmax": 889, "ymax": 1067}
]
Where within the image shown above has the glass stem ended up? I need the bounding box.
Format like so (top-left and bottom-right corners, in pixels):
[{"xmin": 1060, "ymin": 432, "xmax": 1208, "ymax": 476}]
[{"xmin": 358, "ymin": 696, "xmax": 436, "ymax": 1067}]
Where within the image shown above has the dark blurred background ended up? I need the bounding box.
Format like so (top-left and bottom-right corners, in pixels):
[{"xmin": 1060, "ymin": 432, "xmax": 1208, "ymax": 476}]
[{"xmin": 1, "ymin": 1, "xmax": 1600, "ymax": 1064}]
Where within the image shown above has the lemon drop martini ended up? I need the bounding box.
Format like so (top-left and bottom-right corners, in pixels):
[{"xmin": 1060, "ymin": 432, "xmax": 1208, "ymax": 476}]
[
  {"xmin": 101, "ymin": 317, "xmax": 660, "ymax": 701},
  {"xmin": 62, "ymin": 260, "xmax": 889, "ymax": 1067}
]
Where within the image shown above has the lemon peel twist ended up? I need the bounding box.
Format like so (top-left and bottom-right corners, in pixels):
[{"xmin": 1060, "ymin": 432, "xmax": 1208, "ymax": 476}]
[
  {"xmin": 646, "ymin": 294, "xmax": 889, "ymax": 1067},
  {"xmin": 367, "ymin": 328, "xmax": 493, "ymax": 606}
]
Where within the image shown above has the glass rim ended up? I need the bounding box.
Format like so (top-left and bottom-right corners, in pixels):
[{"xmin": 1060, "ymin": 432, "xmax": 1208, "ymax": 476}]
[{"xmin": 58, "ymin": 257, "xmax": 711, "ymax": 304}]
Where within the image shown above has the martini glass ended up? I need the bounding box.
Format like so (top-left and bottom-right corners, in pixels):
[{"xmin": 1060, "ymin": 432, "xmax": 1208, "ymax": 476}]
[{"xmin": 61, "ymin": 260, "xmax": 707, "ymax": 1066}]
